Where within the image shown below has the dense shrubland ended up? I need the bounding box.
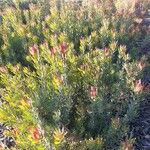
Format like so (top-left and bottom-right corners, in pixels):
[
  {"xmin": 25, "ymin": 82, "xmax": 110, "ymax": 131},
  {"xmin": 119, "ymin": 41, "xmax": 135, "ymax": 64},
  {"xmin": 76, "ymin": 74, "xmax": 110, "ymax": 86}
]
[{"xmin": 0, "ymin": 0, "xmax": 149, "ymax": 149}]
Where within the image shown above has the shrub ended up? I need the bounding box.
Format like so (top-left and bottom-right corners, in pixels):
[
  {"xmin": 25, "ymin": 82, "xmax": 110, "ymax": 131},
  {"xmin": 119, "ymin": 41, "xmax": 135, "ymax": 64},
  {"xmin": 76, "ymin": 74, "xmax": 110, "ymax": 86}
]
[{"xmin": 0, "ymin": 0, "xmax": 149, "ymax": 149}]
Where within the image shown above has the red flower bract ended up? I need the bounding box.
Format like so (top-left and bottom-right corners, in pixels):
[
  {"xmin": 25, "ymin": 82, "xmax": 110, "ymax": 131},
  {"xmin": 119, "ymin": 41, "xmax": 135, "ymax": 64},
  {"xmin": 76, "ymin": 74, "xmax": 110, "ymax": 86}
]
[
  {"xmin": 13, "ymin": 65, "xmax": 19, "ymax": 73},
  {"xmin": 121, "ymin": 139, "xmax": 133, "ymax": 150},
  {"xmin": 33, "ymin": 130, "xmax": 40, "ymax": 140},
  {"xmin": 60, "ymin": 42, "xmax": 67, "ymax": 58},
  {"xmin": 138, "ymin": 61, "xmax": 145, "ymax": 71},
  {"xmin": 29, "ymin": 44, "xmax": 39, "ymax": 56},
  {"xmin": 104, "ymin": 48, "xmax": 110, "ymax": 57},
  {"xmin": 134, "ymin": 79, "xmax": 144, "ymax": 93},
  {"xmin": 29, "ymin": 127, "xmax": 40, "ymax": 141},
  {"xmin": 49, "ymin": 47, "xmax": 56, "ymax": 56},
  {"xmin": 89, "ymin": 86, "xmax": 98, "ymax": 100}
]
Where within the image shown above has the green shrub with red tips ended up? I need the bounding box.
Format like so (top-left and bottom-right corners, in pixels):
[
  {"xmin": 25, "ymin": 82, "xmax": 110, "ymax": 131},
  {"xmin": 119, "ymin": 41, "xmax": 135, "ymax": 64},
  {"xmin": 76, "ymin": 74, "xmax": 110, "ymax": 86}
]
[{"xmin": 0, "ymin": 0, "xmax": 149, "ymax": 149}]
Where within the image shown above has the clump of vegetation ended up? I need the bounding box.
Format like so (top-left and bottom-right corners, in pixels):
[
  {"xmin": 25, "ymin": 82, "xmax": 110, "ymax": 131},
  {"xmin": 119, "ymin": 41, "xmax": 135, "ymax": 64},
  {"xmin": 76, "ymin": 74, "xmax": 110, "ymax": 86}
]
[{"xmin": 0, "ymin": 0, "xmax": 149, "ymax": 149}]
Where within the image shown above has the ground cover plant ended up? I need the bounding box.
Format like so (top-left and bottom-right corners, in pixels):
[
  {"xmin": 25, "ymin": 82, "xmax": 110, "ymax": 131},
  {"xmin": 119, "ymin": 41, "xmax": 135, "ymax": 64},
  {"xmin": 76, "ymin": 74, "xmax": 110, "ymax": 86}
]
[{"xmin": 0, "ymin": 0, "xmax": 149, "ymax": 149}]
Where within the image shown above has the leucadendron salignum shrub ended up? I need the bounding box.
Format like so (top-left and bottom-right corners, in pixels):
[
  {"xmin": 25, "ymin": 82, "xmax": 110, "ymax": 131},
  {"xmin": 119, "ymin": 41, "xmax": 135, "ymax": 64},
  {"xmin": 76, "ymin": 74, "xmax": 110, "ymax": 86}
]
[
  {"xmin": 0, "ymin": 33, "xmax": 144, "ymax": 149},
  {"xmin": 0, "ymin": 0, "xmax": 149, "ymax": 149}
]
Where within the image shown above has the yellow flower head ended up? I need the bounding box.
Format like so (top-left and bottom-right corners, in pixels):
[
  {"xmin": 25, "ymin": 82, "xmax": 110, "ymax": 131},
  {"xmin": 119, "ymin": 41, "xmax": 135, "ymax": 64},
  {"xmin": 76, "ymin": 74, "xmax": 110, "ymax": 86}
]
[{"xmin": 53, "ymin": 127, "xmax": 67, "ymax": 145}]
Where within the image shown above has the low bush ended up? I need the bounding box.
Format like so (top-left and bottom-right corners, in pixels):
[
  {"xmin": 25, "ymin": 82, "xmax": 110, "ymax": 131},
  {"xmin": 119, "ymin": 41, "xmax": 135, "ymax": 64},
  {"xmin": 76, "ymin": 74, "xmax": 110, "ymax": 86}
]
[{"xmin": 0, "ymin": 0, "xmax": 149, "ymax": 149}]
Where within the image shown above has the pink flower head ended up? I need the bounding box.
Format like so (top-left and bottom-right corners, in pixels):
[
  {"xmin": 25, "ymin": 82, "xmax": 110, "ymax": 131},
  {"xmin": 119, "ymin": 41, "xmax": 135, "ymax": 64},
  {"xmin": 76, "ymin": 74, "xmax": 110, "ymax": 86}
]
[
  {"xmin": 89, "ymin": 86, "xmax": 98, "ymax": 100},
  {"xmin": 121, "ymin": 139, "xmax": 133, "ymax": 150},
  {"xmin": 0, "ymin": 66, "xmax": 7, "ymax": 73},
  {"xmin": 0, "ymin": 143, "xmax": 5, "ymax": 149},
  {"xmin": 104, "ymin": 48, "xmax": 110, "ymax": 57},
  {"xmin": 49, "ymin": 47, "xmax": 56, "ymax": 56},
  {"xmin": 29, "ymin": 44, "xmax": 39, "ymax": 56},
  {"xmin": 13, "ymin": 65, "xmax": 19, "ymax": 73},
  {"xmin": 60, "ymin": 42, "xmax": 67, "ymax": 58},
  {"xmin": 134, "ymin": 79, "xmax": 144, "ymax": 93},
  {"xmin": 138, "ymin": 61, "xmax": 145, "ymax": 71}
]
